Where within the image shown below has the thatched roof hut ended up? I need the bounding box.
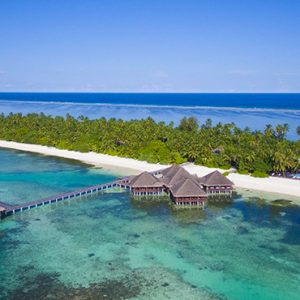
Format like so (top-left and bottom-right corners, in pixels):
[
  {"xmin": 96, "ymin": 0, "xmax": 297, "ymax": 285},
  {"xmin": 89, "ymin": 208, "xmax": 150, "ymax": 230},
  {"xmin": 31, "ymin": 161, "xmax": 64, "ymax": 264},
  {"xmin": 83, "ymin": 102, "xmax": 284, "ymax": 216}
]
[
  {"xmin": 129, "ymin": 165, "xmax": 234, "ymax": 202},
  {"xmin": 160, "ymin": 165, "xmax": 196, "ymax": 187},
  {"xmin": 170, "ymin": 178, "xmax": 206, "ymax": 198},
  {"xmin": 199, "ymin": 170, "xmax": 234, "ymax": 186},
  {"xmin": 130, "ymin": 171, "xmax": 163, "ymax": 188}
]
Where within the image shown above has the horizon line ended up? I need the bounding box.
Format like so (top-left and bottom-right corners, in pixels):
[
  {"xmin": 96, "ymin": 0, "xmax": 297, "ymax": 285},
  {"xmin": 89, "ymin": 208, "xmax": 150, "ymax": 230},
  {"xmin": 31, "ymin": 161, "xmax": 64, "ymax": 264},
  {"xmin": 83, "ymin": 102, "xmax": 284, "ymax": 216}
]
[{"xmin": 1, "ymin": 91, "xmax": 300, "ymax": 94}]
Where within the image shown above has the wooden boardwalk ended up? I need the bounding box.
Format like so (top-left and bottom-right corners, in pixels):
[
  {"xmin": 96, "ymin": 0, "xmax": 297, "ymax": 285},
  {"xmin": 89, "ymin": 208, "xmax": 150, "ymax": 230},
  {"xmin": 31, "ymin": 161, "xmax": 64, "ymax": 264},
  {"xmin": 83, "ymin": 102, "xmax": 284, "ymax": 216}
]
[
  {"xmin": 0, "ymin": 178, "xmax": 131, "ymax": 219},
  {"xmin": 0, "ymin": 201, "xmax": 15, "ymax": 211}
]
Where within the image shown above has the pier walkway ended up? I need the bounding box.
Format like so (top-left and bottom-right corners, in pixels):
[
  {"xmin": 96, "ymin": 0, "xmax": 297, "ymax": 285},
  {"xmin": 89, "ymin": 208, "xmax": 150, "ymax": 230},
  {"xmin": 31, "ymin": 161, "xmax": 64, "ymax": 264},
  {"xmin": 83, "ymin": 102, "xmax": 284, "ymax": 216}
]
[{"xmin": 0, "ymin": 178, "xmax": 130, "ymax": 219}]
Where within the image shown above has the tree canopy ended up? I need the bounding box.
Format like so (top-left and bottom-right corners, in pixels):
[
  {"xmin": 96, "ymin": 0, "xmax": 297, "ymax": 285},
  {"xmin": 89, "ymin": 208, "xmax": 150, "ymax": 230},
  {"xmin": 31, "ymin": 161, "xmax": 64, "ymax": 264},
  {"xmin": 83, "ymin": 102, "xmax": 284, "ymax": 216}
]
[{"xmin": 0, "ymin": 113, "xmax": 299, "ymax": 176}]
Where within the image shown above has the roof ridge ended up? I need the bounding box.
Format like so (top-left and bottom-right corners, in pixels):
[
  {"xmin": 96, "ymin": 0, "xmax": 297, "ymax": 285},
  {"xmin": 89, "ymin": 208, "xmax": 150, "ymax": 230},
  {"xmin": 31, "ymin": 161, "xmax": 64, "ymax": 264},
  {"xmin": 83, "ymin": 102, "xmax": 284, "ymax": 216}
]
[
  {"xmin": 130, "ymin": 171, "xmax": 163, "ymax": 187},
  {"xmin": 170, "ymin": 177, "xmax": 206, "ymax": 197},
  {"xmin": 163, "ymin": 167, "xmax": 192, "ymax": 186},
  {"xmin": 201, "ymin": 170, "xmax": 234, "ymax": 185}
]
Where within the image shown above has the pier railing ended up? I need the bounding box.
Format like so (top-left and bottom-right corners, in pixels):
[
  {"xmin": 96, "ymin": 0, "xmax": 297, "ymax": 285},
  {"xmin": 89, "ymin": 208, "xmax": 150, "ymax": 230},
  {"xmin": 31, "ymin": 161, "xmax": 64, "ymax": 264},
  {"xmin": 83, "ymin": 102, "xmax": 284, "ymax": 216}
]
[{"xmin": 0, "ymin": 178, "xmax": 131, "ymax": 219}]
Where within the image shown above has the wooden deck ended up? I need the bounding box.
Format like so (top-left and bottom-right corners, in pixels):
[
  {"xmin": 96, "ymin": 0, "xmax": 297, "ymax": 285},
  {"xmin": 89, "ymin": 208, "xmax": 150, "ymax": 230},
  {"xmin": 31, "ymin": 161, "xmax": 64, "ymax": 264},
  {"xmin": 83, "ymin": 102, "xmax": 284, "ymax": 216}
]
[
  {"xmin": 0, "ymin": 179, "xmax": 131, "ymax": 219},
  {"xmin": 0, "ymin": 201, "xmax": 16, "ymax": 211}
]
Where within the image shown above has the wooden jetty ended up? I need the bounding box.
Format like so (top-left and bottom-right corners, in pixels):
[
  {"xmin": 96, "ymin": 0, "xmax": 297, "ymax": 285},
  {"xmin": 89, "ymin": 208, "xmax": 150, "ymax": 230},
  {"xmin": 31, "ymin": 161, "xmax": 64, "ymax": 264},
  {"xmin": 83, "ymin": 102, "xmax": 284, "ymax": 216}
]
[
  {"xmin": 0, "ymin": 179, "xmax": 131, "ymax": 219},
  {"xmin": 0, "ymin": 166, "xmax": 235, "ymax": 219}
]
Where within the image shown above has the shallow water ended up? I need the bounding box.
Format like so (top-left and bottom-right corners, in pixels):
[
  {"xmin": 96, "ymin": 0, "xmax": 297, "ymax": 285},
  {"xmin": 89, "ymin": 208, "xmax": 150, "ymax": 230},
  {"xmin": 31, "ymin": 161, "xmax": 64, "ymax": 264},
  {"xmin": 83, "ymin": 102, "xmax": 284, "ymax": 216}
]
[
  {"xmin": 1, "ymin": 148, "xmax": 300, "ymax": 300},
  {"xmin": 0, "ymin": 148, "xmax": 116, "ymax": 206}
]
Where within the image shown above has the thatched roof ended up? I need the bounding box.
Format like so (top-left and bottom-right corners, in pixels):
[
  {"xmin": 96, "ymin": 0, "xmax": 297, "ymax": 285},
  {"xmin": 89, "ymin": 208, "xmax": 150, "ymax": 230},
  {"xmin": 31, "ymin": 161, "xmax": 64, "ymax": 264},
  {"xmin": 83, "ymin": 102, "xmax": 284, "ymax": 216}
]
[
  {"xmin": 161, "ymin": 165, "xmax": 195, "ymax": 187},
  {"xmin": 160, "ymin": 165, "xmax": 199, "ymax": 187},
  {"xmin": 160, "ymin": 164, "xmax": 181, "ymax": 177},
  {"xmin": 199, "ymin": 170, "xmax": 234, "ymax": 186},
  {"xmin": 0, "ymin": 206, "xmax": 6, "ymax": 212},
  {"xmin": 130, "ymin": 172, "xmax": 163, "ymax": 188},
  {"xmin": 170, "ymin": 178, "xmax": 206, "ymax": 197}
]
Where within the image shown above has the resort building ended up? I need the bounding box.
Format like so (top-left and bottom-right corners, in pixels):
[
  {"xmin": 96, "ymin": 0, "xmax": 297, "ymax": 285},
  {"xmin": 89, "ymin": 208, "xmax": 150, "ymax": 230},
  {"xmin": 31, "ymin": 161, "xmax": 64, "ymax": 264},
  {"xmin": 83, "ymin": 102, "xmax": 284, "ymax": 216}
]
[
  {"xmin": 169, "ymin": 178, "xmax": 207, "ymax": 206},
  {"xmin": 128, "ymin": 165, "xmax": 234, "ymax": 207},
  {"xmin": 129, "ymin": 171, "xmax": 164, "ymax": 196},
  {"xmin": 198, "ymin": 170, "xmax": 234, "ymax": 195}
]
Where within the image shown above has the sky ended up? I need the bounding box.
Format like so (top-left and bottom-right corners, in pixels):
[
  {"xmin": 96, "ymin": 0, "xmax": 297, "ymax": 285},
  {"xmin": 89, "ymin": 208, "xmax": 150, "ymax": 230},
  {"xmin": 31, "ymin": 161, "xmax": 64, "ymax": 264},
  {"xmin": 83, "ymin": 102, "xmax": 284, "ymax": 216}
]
[{"xmin": 0, "ymin": 0, "xmax": 300, "ymax": 92}]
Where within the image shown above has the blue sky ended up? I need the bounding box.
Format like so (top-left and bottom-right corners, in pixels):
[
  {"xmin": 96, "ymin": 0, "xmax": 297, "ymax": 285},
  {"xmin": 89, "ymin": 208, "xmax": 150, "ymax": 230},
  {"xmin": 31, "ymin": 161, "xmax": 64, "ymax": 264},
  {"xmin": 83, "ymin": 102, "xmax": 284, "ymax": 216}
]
[{"xmin": 0, "ymin": 0, "xmax": 300, "ymax": 92}]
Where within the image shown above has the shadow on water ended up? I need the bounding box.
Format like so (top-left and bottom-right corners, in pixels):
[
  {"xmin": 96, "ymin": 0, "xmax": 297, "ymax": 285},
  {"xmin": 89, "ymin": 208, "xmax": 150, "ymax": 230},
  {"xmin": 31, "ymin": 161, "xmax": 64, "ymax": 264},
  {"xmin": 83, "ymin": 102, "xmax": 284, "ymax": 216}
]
[
  {"xmin": 130, "ymin": 195, "xmax": 171, "ymax": 215},
  {"xmin": 207, "ymin": 197, "xmax": 234, "ymax": 210},
  {"xmin": 170, "ymin": 197, "xmax": 234, "ymax": 224},
  {"xmin": 170, "ymin": 208, "xmax": 208, "ymax": 224},
  {"xmin": 130, "ymin": 195, "xmax": 209, "ymax": 224}
]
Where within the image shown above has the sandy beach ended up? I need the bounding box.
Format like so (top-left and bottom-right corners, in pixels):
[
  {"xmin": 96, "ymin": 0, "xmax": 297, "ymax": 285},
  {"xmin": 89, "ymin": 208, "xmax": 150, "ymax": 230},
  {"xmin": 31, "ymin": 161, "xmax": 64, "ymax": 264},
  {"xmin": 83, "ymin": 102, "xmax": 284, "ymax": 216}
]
[{"xmin": 0, "ymin": 140, "xmax": 299, "ymax": 199}]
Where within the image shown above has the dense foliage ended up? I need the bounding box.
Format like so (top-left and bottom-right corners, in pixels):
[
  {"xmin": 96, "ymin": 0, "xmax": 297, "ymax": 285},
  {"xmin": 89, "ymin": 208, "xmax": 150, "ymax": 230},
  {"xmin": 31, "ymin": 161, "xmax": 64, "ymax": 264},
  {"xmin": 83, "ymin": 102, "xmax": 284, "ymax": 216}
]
[{"xmin": 0, "ymin": 113, "xmax": 299, "ymax": 176}]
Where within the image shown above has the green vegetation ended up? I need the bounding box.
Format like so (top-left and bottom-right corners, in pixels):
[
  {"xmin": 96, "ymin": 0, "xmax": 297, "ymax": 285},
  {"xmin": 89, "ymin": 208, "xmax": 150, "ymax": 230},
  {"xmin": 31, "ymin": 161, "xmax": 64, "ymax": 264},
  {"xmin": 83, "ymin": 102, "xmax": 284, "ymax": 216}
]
[
  {"xmin": 237, "ymin": 170, "xmax": 249, "ymax": 175},
  {"xmin": 0, "ymin": 113, "xmax": 299, "ymax": 175},
  {"xmin": 251, "ymin": 171, "xmax": 269, "ymax": 178}
]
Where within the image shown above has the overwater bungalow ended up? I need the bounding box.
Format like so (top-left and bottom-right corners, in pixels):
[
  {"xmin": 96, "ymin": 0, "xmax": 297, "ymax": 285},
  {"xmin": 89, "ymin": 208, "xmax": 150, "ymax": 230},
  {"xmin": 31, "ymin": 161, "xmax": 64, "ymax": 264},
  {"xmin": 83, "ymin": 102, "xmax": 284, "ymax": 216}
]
[
  {"xmin": 128, "ymin": 165, "xmax": 234, "ymax": 207},
  {"xmin": 198, "ymin": 170, "xmax": 234, "ymax": 195},
  {"xmin": 169, "ymin": 178, "xmax": 207, "ymax": 206},
  {"xmin": 129, "ymin": 171, "xmax": 164, "ymax": 196}
]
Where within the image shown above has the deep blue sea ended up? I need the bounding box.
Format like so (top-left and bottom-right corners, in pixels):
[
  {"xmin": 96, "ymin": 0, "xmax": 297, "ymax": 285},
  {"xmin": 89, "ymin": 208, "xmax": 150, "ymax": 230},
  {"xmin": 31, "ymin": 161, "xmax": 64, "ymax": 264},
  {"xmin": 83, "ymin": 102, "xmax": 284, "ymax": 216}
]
[
  {"xmin": 0, "ymin": 93, "xmax": 299, "ymax": 139},
  {"xmin": 0, "ymin": 92, "xmax": 300, "ymax": 109}
]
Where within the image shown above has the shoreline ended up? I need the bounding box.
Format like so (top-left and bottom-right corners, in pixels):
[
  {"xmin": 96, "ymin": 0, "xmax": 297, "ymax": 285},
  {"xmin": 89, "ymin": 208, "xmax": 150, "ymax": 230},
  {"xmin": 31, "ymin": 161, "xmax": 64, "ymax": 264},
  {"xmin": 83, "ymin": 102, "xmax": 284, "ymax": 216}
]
[{"xmin": 0, "ymin": 140, "xmax": 299, "ymax": 200}]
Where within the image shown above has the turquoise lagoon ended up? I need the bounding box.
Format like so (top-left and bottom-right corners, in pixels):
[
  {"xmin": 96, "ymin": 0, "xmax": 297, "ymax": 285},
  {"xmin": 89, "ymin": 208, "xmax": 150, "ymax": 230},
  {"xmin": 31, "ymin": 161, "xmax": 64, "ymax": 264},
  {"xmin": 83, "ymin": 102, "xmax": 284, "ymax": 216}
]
[{"xmin": 0, "ymin": 148, "xmax": 300, "ymax": 300}]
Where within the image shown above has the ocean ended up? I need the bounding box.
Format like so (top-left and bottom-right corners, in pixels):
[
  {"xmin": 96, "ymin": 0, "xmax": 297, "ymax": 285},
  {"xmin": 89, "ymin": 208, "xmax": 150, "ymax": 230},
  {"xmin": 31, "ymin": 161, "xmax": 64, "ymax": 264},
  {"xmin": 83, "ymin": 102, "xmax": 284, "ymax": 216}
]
[
  {"xmin": 0, "ymin": 92, "xmax": 300, "ymax": 109},
  {"xmin": 1, "ymin": 148, "xmax": 300, "ymax": 300},
  {"xmin": 0, "ymin": 93, "xmax": 299, "ymax": 140}
]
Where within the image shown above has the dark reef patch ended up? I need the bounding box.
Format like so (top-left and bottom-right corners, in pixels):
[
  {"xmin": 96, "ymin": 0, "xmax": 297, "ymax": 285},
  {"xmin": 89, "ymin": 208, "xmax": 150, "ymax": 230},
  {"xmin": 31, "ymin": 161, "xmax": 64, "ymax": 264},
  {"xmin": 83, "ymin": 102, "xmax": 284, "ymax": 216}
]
[
  {"xmin": 237, "ymin": 225, "xmax": 249, "ymax": 234},
  {"xmin": 128, "ymin": 233, "xmax": 140, "ymax": 239},
  {"xmin": 271, "ymin": 199, "xmax": 295, "ymax": 207},
  {"xmin": 4, "ymin": 270, "xmax": 143, "ymax": 300}
]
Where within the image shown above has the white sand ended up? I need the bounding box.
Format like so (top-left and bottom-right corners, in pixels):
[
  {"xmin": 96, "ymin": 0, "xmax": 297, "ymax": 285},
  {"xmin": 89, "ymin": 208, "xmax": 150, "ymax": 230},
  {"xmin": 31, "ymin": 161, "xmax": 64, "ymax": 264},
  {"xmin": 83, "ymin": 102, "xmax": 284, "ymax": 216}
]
[{"xmin": 0, "ymin": 140, "xmax": 299, "ymax": 199}]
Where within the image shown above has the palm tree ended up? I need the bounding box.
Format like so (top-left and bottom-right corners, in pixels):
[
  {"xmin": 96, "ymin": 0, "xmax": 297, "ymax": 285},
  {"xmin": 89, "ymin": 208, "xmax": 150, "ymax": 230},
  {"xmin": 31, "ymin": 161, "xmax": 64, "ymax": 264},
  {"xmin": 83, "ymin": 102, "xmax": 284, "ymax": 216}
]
[
  {"xmin": 275, "ymin": 123, "xmax": 289, "ymax": 140},
  {"xmin": 264, "ymin": 124, "xmax": 274, "ymax": 138},
  {"xmin": 178, "ymin": 117, "xmax": 199, "ymax": 132}
]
